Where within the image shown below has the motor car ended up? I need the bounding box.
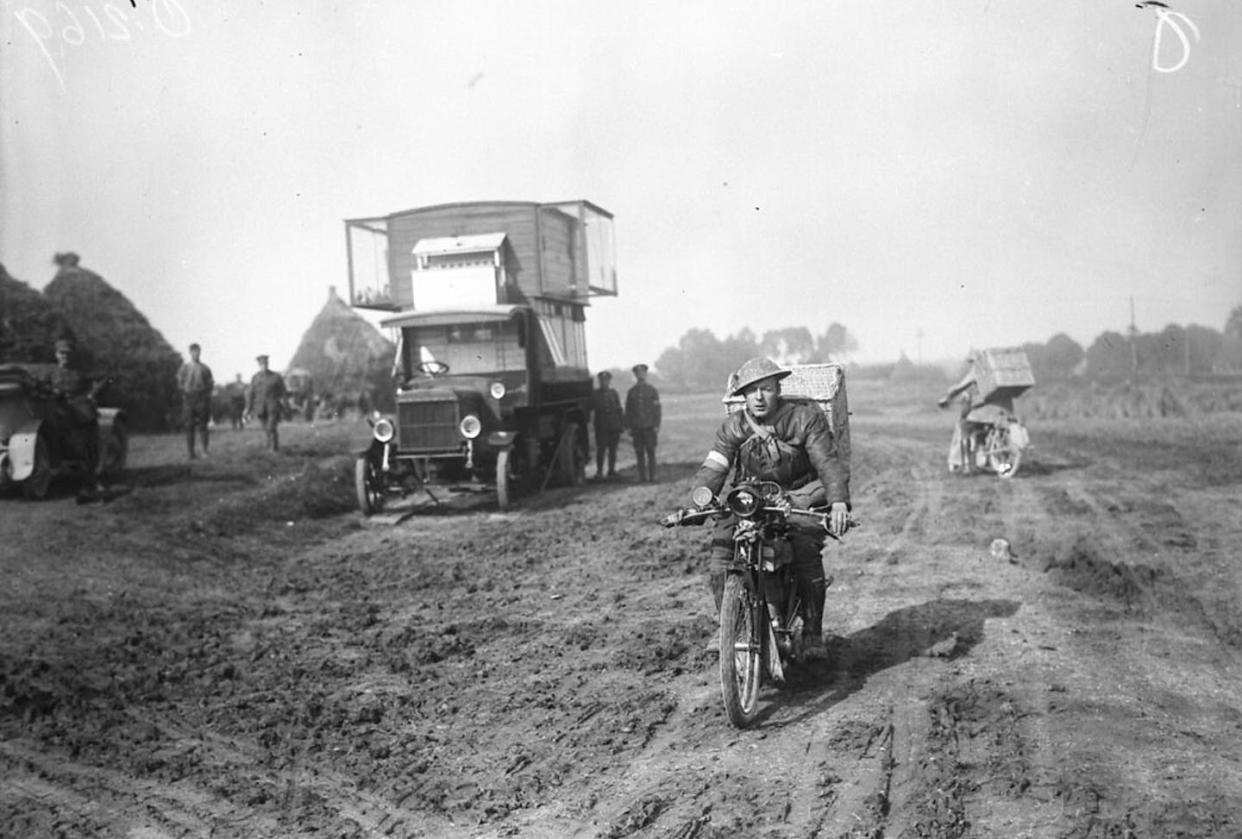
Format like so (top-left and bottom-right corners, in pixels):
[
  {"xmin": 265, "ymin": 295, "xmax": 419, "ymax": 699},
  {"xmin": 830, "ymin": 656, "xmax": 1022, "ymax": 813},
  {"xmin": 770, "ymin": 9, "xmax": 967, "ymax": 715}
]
[{"xmin": 0, "ymin": 364, "xmax": 128, "ymax": 499}]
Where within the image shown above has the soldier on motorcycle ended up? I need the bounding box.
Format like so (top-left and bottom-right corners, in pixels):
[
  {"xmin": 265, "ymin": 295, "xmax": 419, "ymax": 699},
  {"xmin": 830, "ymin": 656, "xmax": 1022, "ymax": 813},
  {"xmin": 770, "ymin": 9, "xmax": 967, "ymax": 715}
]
[
  {"xmin": 691, "ymin": 357, "xmax": 851, "ymax": 658},
  {"xmin": 938, "ymin": 351, "xmax": 1018, "ymax": 472}
]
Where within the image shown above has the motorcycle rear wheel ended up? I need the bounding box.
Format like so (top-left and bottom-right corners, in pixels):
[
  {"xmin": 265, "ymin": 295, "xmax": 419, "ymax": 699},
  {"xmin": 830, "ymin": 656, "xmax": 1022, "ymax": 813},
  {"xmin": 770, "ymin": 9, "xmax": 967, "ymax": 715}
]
[
  {"xmin": 986, "ymin": 426, "xmax": 1022, "ymax": 478},
  {"xmin": 719, "ymin": 574, "xmax": 763, "ymax": 728}
]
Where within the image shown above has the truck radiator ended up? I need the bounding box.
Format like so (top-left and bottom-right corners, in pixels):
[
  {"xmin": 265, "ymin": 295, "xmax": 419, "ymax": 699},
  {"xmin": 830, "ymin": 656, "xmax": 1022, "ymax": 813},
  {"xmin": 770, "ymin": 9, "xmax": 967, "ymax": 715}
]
[{"xmin": 397, "ymin": 401, "xmax": 459, "ymax": 451}]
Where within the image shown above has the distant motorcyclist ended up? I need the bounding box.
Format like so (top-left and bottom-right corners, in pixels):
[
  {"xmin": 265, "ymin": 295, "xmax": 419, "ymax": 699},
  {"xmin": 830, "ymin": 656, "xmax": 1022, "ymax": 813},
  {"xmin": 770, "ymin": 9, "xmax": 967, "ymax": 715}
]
[
  {"xmin": 938, "ymin": 351, "xmax": 1017, "ymax": 472},
  {"xmin": 43, "ymin": 337, "xmax": 105, "ymax": 496},
  {"xmin": 691, "ymin": 357, "xmax": 851, "ymax": 658}
]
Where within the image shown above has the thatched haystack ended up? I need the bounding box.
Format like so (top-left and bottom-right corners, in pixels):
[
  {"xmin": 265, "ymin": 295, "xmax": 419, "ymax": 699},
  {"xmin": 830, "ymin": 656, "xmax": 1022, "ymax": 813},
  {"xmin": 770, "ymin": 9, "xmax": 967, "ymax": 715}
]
[
  {"xmin": 0, "ymin": 263, "xmax": 69, "ymax": 363},
  {"xmin": 287, "ymin": 287, "xmax": 396, "ymax": 416},
  {"xmin": 42, "ymin": 252, "xmax": 182, "ymax": 431}
]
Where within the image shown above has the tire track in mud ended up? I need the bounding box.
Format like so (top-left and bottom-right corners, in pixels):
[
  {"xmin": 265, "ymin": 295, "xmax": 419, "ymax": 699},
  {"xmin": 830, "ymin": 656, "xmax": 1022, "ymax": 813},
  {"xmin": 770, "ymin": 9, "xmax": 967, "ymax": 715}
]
[
  {"xmin": 2, "ymin": 713, "xmax": 459, "ymax": 839},
  {"xmin": 1, "ymin": 739, "xmax": 282, "ymax": 837},
  {"xmin": 484, "ymin": 434, "xmax": 967, "ymax": 836},
  {"xmin": 1004, "ymin": 471, "xmax": 1238, "ymax": 646},
  {"xmin": 981, "ymin": 450, "xmax": 1242, "ymax": 837},
  {"xmin": 805, "ymin": 433, "xmax": 1062, "ymax": 838}
]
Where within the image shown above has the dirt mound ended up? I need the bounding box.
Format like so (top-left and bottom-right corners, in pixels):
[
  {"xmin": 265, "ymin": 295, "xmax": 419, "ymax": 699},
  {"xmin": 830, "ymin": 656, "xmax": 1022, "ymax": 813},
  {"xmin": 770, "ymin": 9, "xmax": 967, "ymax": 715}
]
[{"xmin": 1040, "ymin": 533, "xmax": 1164, "ymax": 611}]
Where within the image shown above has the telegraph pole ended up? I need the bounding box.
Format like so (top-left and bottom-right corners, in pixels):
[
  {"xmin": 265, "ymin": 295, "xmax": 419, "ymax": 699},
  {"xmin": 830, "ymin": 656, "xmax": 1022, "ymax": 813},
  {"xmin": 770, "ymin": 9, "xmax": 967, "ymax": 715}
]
[{"xmin": 1128, "ymin": 296, "xmax": 1139, "ymax": 383}]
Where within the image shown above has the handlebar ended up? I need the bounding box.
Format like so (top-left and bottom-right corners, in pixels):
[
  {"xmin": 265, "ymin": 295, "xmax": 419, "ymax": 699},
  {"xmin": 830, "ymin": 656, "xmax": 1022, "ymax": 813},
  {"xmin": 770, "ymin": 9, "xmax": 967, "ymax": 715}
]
[
  {"xmin": 660, "ymin": 503, "xmax": 859, "ymax": 538},
  {"xmin": 659, "ymin": 507, "xmax": 724, "ymax": 528}
]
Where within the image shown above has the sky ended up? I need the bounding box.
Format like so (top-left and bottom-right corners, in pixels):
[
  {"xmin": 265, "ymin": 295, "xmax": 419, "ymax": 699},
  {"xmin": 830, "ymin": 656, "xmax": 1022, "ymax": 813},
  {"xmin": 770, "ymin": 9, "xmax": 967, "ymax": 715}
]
[{"xmin": 2, "ymin": 0, "xmax": 1240, "ymax": 381}]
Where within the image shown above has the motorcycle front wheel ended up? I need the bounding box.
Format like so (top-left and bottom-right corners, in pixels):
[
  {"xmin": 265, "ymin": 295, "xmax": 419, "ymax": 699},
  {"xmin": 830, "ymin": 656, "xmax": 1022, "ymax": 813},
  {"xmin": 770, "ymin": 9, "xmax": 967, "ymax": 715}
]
[
  {"xmin": 719, "ymin": 574, "xmax": 763, "ymax": 728},
  {"xmin": 986, "ymin": 425, "xmax": 1022, "ymax": 478}
]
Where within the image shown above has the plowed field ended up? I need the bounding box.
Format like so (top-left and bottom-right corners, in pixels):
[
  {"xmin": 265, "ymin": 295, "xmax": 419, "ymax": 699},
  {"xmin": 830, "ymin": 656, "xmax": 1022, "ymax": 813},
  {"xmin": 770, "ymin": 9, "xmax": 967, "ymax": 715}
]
[{"xmin": 4, "ymin": 383, "xmax": 1242, "ymax": 838}]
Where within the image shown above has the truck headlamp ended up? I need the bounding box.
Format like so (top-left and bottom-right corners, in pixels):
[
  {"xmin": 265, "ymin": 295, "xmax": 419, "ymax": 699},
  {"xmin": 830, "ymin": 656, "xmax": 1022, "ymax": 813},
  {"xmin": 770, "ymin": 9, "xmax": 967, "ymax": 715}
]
[
  {"xmin": 373, "ymin": 418, "xmax": 395, "ymax": 443},
  {"xmin": 459, "ymin": 414, "xmax": 482, "ymax": 440},
  {"xmin": 489, "ymin": 381, "xmax": 506, "ymax": 400}
]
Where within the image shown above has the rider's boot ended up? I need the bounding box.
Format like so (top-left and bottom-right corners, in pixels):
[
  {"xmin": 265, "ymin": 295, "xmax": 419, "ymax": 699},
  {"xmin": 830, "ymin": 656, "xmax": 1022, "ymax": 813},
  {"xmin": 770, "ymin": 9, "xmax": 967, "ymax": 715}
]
[
  {"xmin": 706, "ymin": 569, "xmax": 726, "ymax": 651},
  {"xmin": 800, "ymin": 576, "xmax": 829, "ymax": 660}
]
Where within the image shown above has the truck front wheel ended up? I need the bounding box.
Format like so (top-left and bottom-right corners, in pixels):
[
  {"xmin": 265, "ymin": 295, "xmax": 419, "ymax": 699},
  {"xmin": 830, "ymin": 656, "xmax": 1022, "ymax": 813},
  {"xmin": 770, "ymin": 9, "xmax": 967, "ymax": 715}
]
[{"xmin": 354, "ymin": 455, "xmax": 385, "ymax": 516}]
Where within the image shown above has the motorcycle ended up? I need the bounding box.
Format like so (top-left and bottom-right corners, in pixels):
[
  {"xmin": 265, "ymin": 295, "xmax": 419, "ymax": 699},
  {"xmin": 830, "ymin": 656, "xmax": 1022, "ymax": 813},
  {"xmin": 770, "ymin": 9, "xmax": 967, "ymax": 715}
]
[
  {"xmin": 943, "ymin": 402, "xmax": 1029, "ymax": 478},
  {"xmin": 661, "ymin": 480, "xmax": 850, "ymax": 728}
]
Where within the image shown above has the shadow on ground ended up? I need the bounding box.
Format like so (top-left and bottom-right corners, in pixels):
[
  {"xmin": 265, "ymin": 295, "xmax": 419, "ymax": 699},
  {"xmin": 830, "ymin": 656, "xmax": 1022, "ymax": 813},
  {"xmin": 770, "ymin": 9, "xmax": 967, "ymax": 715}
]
[{"xmin": 762, "ymin": 597, "xmax": 1021, "ymax": 726}]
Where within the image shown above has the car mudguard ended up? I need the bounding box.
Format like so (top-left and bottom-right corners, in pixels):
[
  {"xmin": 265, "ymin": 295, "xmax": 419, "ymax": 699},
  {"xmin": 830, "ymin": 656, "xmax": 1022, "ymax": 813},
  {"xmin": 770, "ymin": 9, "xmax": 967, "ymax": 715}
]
[{"xmin": 7, "ymin": 419, "xmax": 44, "ymax": 481}]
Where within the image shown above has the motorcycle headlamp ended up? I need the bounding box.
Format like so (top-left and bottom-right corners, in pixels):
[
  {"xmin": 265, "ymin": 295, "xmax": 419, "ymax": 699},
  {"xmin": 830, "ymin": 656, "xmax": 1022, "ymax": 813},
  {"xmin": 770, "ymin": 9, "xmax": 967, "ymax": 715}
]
[
  {"xmin": 372, "ymin": 418, "xmax": 395, "ymax": 443},
  {"xmin": 459, "ymin": 414, "xmax": 482, "ymax": 440},
  {"xmin": 726, "ymin": 487, "xmax": 760, "ymax": 517},
  {"xmin": 489, "ymin": 381, "xmax": 506, "ymax": 400}
]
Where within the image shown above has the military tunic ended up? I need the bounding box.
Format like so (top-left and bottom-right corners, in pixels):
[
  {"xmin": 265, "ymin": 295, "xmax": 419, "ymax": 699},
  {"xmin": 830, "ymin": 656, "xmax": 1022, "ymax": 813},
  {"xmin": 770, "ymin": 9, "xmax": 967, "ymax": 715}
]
[
  {"xmin": 246, "ymin": 370, "xmax": 287, "ymax": 429},
  {"xmin": 625, "ymin": 380, "xmax": 661, "ymax": 482},
  {"xmin": 591, "ymin": 386, "xmax": 624, "ymax": 476}
]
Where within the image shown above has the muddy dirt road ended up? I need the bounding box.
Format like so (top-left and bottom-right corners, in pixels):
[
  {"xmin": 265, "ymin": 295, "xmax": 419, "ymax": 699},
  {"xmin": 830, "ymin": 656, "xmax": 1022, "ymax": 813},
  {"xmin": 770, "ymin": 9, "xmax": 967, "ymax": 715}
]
[{"xmin": 3, "ymin": 385, "xmax": 1242, "ymax": 838}]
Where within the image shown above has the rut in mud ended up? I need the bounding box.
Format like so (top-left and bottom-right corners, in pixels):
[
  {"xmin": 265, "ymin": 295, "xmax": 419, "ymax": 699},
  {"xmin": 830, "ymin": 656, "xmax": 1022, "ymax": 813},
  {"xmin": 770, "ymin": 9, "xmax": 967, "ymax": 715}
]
[{"xmin": 3, "ymin": 387, "xmax": 1242, "ymax": 837}]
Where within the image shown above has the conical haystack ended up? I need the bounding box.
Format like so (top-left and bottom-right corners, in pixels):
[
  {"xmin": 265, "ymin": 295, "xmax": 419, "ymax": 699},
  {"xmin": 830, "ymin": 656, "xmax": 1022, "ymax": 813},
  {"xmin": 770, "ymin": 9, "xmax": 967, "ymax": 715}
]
[
  {"xmin": 287, "ymin": 287, "xmax": 396, "ymax": 414},
  {"xmin": 0, "ymin": 263, "xmax": 69, "ymax": 363},
  {"xmin": 43, "ymin": 252, "xmax": 182, "ymax": 431}
]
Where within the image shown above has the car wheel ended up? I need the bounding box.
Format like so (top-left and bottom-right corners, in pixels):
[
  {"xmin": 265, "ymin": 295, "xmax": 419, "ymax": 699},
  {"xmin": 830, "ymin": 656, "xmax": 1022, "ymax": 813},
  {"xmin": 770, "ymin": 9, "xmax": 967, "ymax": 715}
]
[
  {"xmin": 101, "ymin": 421, "xmax": 128, "ymax": 476},
  {"xmin": 21, "ymin": 436, "xmax": 52, "ymax": 500}
]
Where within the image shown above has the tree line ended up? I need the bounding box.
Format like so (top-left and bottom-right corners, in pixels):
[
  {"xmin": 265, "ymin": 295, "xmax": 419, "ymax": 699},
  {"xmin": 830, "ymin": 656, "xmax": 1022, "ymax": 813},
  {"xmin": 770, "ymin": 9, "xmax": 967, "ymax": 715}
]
[
  {"xmin": 650, "ymin": 306, "xmax": 1242, "ymax": 392},
  {"xmin": 654, "ymin": 324, "xmax": 858, "ymax": 392}
]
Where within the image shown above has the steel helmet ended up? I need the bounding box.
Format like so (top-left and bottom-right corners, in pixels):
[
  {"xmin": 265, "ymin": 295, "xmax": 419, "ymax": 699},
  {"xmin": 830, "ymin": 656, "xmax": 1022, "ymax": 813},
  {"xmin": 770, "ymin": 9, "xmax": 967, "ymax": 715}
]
[{"xmin": 729, "ymin": 357, "xmax": 791, "ymax": 396}]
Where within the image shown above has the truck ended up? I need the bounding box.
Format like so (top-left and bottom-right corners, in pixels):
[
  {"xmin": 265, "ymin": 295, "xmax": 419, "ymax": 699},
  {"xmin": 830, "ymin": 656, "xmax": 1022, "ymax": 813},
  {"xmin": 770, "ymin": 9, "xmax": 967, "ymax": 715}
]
[{"xmin": 344, "ymin": 200, "xmax": 617, "ymax": 513}]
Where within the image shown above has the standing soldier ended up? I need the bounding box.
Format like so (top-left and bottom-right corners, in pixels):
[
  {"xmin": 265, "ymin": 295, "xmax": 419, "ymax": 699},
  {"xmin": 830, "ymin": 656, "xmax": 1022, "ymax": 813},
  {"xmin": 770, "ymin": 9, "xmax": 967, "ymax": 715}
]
[
  {"xmin": 624, "ymin": 363, "xmax": 661, "ymax": 483},
  {"xmin": 227, "ymin": 373, "xmax": 247, "ymax": 430},
  {"xmin": 590, "ymin": 370, "xmax": 624, "ymax": 480},
  {"xmin": 244, "ymin": 354, "xmax": 288, "ymax": 452},
  {"xmin": 176, "ymin": 342, "xmax": 214, "ymax": 459}
]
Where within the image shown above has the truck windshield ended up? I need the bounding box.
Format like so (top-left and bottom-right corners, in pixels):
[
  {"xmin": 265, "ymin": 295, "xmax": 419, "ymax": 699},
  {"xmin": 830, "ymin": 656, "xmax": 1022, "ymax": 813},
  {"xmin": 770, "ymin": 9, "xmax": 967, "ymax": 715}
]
[{"xmin": 404, "ymin": 320, "xmax": 525, "ymax": 377}]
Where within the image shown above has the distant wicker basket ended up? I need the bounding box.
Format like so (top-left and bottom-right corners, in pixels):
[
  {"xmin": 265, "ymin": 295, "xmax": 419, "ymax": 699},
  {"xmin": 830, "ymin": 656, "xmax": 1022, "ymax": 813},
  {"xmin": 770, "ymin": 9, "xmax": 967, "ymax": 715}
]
[
  {"xmin": 973, "ymin": 347, "xmax": 1035, "ymax": 404},
  {"xmin": 723, "ymin": 362, "xmax": 851, "ymax": 462}
]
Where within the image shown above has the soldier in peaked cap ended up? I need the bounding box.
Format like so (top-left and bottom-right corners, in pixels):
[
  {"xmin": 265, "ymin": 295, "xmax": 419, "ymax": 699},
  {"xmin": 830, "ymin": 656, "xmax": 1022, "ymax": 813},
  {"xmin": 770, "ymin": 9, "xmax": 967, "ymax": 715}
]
[
  {"xmin": 591, "ymin": 370, "xmax": 624, "ymax": 480},
  {"xmin": 689, "ymin": 357, "xmax": 851, "ymax": 659},
  {"xmin": 43, "ymin": 336, "xmax": 107, "ymax": 497},
  {"xmin": 244, "ymin": 354, "xmax": 288, "ymax": 451},
  {"xmin": 624, "ymin": 363, "xmax": 661, "ymax": 482}
]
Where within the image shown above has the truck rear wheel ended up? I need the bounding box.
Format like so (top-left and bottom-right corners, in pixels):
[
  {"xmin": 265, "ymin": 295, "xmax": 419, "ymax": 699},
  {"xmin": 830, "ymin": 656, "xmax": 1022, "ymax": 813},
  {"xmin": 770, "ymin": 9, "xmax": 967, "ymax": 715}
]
[{"xmin": 557, "ymin": 422, "xmax": 587, "ymax": 486}]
